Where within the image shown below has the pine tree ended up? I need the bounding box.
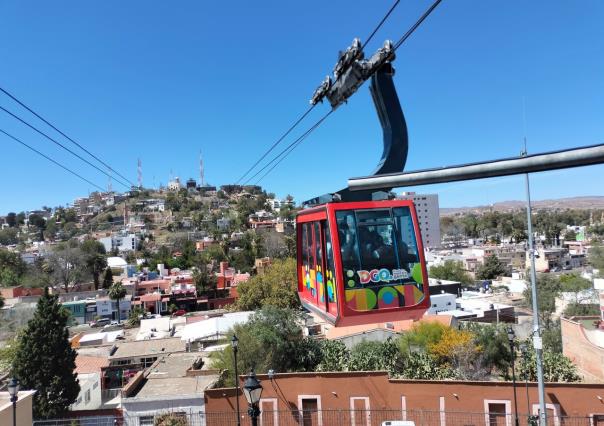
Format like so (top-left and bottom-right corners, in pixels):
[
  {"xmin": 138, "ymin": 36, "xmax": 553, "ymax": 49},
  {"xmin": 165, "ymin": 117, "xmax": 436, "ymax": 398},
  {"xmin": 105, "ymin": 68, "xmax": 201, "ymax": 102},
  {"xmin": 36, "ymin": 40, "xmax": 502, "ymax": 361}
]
[
  {"xmin": 102, "ymin": 267, "xmax": 114, "ymax": 289},
  {"xmin": 12, "ymin": 288, "xmax": 80, "ymax": 419}
]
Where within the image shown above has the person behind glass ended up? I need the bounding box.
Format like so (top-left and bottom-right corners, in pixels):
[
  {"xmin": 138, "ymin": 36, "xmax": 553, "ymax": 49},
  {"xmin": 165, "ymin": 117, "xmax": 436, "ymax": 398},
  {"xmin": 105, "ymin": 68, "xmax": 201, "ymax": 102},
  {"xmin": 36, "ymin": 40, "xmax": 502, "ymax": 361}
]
[{"xmin": 338, "ymin": 220, "xmax": 356, "ymax": 264}]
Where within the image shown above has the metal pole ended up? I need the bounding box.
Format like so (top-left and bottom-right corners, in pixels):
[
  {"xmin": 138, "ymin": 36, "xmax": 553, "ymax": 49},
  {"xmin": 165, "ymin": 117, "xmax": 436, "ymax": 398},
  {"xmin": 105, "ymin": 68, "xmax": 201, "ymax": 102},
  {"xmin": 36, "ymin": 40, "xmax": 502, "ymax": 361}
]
[
  {"xmin": 510, "ymin": 340, "xmax": 519, "ymax": 426},
  {"xmin": 347, "ymin": 143, "xmax": 604, "ymax": 191},
  {"xmin": 234, "ymin": 347, "xmax": 241, "ymax": 426},
  {"xmin": 12, "ymin": 398, "xmax": 16, "ymax": 426},
  {"xmin": 525, "ymin": 172, "xmax": 548, "ymax": 426}
]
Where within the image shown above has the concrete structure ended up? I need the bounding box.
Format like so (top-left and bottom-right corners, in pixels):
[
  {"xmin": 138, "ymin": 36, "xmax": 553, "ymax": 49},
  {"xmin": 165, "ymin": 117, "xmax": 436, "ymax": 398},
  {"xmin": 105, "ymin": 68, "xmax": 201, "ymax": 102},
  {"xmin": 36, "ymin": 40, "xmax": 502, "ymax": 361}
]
[
  {"xmin": 96, "ymin": 296, "xmax": 131, "ymax": 321},
  {"xmin": 0, "ymin": 391, "xmax": 36, "ymax": 426},
  {"xmin": 72, "ymin": 356, "xmax": 109, "ymax": 411},
  {"xmin": 168, "ymin": 177, "xmax": 182, "ymax": 191},
  {"xmin": 100, "ymin": 233, "xmax": 139, "ymax": 253},
  {"xmin": 397, "ymin": 192, "xmax": 441, "ymax": 248},
  {"xmin": 561, "ymin": 316, "xmax": 604, "ymax": 383},
  {"xmin": 205, "ymin": 371, "xmax": 604, "ymax": 425},
  {"xmin": 121, "ymin": 353, "xmax": 219, "ymax": 420},
  {"xmin": 426, "ymin": 293, "xmax": 456, "ymax": 314}
]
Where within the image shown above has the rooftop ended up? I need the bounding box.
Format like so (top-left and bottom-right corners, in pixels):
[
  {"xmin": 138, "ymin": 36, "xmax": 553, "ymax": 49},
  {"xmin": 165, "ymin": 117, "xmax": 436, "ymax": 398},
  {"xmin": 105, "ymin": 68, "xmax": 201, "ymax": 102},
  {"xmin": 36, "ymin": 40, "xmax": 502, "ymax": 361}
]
[
  {"xmin": 75, "ymin": 355, "xmax": 109, "ymax": 374},
  {"xmin": 109, "ymin": 337, "xmax": 186, "ymax": 360}
]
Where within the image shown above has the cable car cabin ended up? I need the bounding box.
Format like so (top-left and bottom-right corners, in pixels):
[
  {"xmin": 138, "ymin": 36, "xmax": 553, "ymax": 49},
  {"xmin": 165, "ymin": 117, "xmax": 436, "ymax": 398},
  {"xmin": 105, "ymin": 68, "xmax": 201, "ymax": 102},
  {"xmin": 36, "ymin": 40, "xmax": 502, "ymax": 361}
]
[{"xmin": 296, "ymin": 200, "xmax": 430, "ymax": 327}]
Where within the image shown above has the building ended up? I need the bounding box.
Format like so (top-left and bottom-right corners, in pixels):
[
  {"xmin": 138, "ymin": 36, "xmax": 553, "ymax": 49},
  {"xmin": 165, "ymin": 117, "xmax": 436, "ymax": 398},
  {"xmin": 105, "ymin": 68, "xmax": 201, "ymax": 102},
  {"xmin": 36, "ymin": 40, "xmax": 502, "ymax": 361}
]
[
  {"xmin": 397, "ymin": 192, "xmax": 441, "ymax": 248},
  {"xmin": 205, "ymin": 371, "xmax": 604, "ymax": 425},
  {"xmin": 121, "ymin": 353, "xmax": 219, "ymax": 420},
  {"xmin": 96, "ymin": 296, "xmax": 131, "ymax": 321},
  {"xmin": 71, "ymin": 356, "xmax": 110, "ymax": 411},
  {"xmin": 0, "ymin": 390, "xmax": 36, "ymax": 426},
  {"xmin": 168, "ymin": 177, "xmax": 183, "ymax": 191},
  {"xmin": 426, "ymin": 293, "xmax": 457, "ymax": 314},
  {"xmin": 99, "ymin": 233, "xmax": 139, "ymax": 253}
]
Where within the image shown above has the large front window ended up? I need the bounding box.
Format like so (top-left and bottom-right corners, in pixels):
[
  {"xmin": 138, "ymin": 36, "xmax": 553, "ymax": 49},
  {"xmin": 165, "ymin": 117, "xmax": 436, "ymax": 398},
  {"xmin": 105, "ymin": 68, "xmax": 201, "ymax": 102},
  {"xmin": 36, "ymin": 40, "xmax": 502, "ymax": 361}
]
[{"xmin": 336, "ymin": 207, "xmax": 425, "ymax": 312}]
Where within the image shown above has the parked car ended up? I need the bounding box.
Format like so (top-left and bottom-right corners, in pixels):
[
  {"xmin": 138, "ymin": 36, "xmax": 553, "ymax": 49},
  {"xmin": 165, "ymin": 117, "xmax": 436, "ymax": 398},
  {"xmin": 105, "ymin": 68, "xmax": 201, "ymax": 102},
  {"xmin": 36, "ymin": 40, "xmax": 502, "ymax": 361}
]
[
  {"xmin": 91, "ymin": 318, "xmax": 111, "ymax": 328},
  {"xmin": 173, "ymin": 309, "xmax": 186, "ymax": 317}
]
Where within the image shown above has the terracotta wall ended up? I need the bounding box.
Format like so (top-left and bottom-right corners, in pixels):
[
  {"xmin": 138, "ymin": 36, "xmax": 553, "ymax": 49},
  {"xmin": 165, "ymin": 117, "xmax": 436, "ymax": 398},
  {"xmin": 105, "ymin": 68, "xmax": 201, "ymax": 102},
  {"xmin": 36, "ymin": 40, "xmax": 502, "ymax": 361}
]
[
  {"xmin": 561, "ymin": 317, "xmax": 604, "ymax": 383},
  {"xmin": 205, "ymin": 372, "xmax": 604, "ymax": 422}
]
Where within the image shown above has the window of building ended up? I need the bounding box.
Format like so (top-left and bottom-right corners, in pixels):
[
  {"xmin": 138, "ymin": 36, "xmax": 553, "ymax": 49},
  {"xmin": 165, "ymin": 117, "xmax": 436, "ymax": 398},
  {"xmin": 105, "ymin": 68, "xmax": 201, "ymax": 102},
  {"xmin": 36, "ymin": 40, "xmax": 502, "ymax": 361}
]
[
  {"xmin": 93, "ymin": 381, "xmax": 99, "ymax": 389},
  {"xmin": 76, "ymin": 397, "xmax": 82, "ymax": 405},
  {"xmin": 484, "ymin": 400, "xmax": 510, "ymax": 426},
  {"xmin": 139, "ymin": 416, "xmax": 154, "ymax": 426},
  {"xmin": 84, "ymin": 389, "xmax": 91, "ymax": 404},
  {"xmin": 592, "ymin": 415, "xmax": 604, "ymax": 426}
]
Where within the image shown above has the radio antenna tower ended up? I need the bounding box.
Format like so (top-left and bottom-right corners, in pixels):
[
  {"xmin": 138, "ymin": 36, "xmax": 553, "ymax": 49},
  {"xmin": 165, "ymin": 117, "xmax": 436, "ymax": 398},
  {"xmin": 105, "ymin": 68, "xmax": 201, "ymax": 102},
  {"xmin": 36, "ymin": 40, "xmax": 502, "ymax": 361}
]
[
  {"xmin": 199, "ymin": 152, "xmax": 205, "ymax": 186},
  {"xmin": 137, "ymin": 158, "xmax": 143, "ymax": 189},
  {"xmin": 107, "ymin": 175, "xmax": 113, "ymax": 193}
]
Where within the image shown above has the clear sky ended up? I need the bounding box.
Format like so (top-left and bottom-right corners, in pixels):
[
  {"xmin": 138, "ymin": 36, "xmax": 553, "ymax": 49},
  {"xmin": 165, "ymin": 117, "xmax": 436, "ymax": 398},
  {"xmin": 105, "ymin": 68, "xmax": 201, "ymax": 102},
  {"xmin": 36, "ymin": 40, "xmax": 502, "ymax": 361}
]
[{"xmin": 0, "ymin": 1, "xmax": 603, "ymax": 214}]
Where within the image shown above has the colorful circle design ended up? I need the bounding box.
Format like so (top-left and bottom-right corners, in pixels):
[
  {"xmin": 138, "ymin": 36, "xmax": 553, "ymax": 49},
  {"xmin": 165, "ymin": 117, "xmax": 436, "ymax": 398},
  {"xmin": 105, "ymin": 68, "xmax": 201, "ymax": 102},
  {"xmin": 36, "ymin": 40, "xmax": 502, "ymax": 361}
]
[{"xmin": 377, "ymin": 286, "xmax": 399, "ymax": 309}]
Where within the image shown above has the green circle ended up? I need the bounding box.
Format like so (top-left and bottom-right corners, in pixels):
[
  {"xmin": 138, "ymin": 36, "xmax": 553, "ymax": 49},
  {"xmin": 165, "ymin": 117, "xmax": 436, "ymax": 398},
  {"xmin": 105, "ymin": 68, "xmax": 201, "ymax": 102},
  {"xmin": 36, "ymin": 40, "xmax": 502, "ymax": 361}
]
[
  {"xmin": 346, "ymin": 270, "xmax": 354, "ymax": 278},
  {"xmin": 347, "ymin": 280, "xmax": 355, "ymax": 288}
]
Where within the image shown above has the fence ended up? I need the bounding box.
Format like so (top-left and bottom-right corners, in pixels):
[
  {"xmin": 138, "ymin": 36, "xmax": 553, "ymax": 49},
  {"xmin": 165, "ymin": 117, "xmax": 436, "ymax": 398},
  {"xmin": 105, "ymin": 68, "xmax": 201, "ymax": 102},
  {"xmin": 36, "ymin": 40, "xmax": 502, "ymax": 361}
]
[{"xmin": 33, "ymin": 410, "xmax": 602, "ymax": 426}]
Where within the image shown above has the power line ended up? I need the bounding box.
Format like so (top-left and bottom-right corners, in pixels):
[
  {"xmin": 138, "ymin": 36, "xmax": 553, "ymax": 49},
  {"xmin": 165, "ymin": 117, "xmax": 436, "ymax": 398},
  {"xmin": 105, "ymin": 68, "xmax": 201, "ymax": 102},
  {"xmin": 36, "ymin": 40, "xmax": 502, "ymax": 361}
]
[
  {"xmin": 0, "ymin": 105, "xmax": 130, "ymax": 188},
  {"xmin": 248, "ymin": 0, "xmax": 443, "ymax": 184},
  {"xmin": 246, "ymin": 110, "xmax": 334, "ymax": 185},
  {"xmin": 0, "ymin": 128, "xmax": 105, "ymax": 192},
  {"xmin": 0, "ymin": 86, "xmax": 136, "ymax": 187},
  {"xmin": 236, "ymin": 0, "xmax": 402, "ymax": 185},
  {"xmin": 235, "ymin": 105, "xmax": 316, "ymax": 184}
]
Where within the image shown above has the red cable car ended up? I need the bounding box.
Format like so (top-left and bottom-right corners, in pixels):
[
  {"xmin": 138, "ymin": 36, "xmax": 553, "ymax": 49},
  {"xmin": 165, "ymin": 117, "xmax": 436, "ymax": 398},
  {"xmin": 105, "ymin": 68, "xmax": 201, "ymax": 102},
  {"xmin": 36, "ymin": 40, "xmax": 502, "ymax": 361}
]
[
  {"xmin": 296, "ymin": 200, "xmax": 429, "ymax": 326},
  {"xmin": 297, "ymin": 45, "xmax": 431, "ymax": 326}
]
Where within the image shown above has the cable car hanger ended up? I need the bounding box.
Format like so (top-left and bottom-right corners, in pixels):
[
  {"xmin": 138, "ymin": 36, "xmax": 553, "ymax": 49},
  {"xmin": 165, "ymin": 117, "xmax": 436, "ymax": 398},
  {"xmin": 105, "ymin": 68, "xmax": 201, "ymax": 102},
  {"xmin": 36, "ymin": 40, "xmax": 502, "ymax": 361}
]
[{"xmin": 304, "ymin": 38, "xmax": 409, "ymax": 206}]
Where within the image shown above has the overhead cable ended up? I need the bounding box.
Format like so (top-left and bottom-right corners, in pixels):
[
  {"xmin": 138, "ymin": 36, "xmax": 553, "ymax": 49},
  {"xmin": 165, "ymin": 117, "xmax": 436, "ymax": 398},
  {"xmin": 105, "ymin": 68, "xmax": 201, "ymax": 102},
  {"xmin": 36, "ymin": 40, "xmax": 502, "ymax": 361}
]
[
  {"xmin": 0, "ymin": 105, "xmax": 130, "ymax": 188},
  {"xmin": 236, "ymin": 0, "xmax": 402, "ymax": 185},
  {"xmin": 0, "ymin": 86, "xmax": 136, "ymax": 187},
  {"xmin": 248, "ymin": 110, "xmax": 334, "ymax": 185},
  {"xmin": 0, "ymin": 128, "xmax": 106, "ymax": 192}
]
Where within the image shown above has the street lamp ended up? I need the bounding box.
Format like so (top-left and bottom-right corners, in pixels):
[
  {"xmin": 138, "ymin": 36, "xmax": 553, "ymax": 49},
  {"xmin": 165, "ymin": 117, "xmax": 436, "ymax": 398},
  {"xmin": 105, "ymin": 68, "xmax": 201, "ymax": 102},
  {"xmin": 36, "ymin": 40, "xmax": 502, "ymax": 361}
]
[
  {"xmin": 507, "ymin": 327, "xmax": 519, "ymax": 426},
  {"xmin": 242, "ymin": 370, "xmax": 263, "ymax": 426},
  {"xmin": 231, "ymin": 335, "xmax": 240, "ymax": 426},
  {"xmin": 520, "ymin": 343, "xmax": 534, "ymax": 424},
  {"xmin": 7, "ymin": 377, "xmax": 19, "ymax": 426}
]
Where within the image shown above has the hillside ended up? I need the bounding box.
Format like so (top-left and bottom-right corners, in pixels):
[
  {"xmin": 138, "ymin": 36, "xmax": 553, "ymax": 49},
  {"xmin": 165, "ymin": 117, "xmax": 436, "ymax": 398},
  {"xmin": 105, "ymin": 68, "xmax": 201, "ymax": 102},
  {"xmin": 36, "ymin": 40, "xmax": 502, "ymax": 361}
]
[{"xmin": 440, "ymin": 196, "xmax": 604, "ymax": 216}]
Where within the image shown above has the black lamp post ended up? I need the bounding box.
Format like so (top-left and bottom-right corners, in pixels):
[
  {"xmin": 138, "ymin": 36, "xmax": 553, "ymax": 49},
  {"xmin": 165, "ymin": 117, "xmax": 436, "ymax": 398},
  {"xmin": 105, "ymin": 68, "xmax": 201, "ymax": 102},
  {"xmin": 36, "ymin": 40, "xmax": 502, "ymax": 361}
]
[
  {"xmin": 231, "ymin": 335, "xmax": 241, "ymax": 426},
  {"xmin": 242, "ymin": 370, "xmax": 263, "ymax": 426},
  {"xmin": 507, "ymin": 327, "xmax": 520, "ymax": 426},
  {"xmin": 7, "ymin": 377, "xmax": 19, "ymax": 426},
  {"xmin": 520, "ymin": 342, "xmax": 533, "ymax": 424}
]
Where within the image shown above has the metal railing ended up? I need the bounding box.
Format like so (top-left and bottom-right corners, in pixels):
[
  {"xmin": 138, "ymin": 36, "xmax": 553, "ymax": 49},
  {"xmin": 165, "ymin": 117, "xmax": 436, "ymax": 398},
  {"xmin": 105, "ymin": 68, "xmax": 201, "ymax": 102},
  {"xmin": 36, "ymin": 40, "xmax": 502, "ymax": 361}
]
[{"xmin": 34, "ymin": 410, "xmax": 600, "ymax": 426}]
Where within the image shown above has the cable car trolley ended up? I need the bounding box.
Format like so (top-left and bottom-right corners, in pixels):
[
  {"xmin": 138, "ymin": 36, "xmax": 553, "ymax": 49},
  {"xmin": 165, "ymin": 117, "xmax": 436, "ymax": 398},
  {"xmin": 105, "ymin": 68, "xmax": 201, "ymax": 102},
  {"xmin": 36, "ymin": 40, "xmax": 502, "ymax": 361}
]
[{"xmin": 297, "ymin": 39, "xmax": 430, "ymax": 326}]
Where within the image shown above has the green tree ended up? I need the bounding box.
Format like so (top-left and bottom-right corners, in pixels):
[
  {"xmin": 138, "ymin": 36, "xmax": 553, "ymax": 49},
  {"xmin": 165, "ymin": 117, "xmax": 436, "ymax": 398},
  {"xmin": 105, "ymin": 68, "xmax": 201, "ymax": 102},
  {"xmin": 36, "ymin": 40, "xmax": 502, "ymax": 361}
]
[
  {"xmin": 399, "ymin": 351, "xmax": 454, "ymax": 380},
  {"xmin": 0, "ymin": 293, "xmax": 4, "ymax": 309},
  {"xmin": 589, "ymin": 243, "xmax": 604, "ymax": 273},
  {"xmin": 564, "ymin": 302, "xmax": 600, "ymax": 317},
  {"xmin": 316, "ymin": 340, "xmax": 350, "ymax": 372},
  {"xmin": 398, "ymin": 321, "xmax": 447, "ymax": 354},
  {"xmin": 348, "ymin": 339, "xmax": 402, "ymax": 375},
  {"xmin": 81, "ymin": 240, "xmax": 108, "ymax": 290},
  {"xmin": 0, "ymin": 335, "xmax": 20, "ymax": 373},
  {"xmin": 12, "ymin": 288, "xmax": 79, "ymax": 418},
  {"xmin": 523, "ymin": 273, "xmax": 561, "ymax": 324},
  {"xmin": 565, "ymin": 230, "xmax": 576, "ymax": 241},
  {"xmin": 235, "ymin": 258, "xmax": 300, "ymax": 310},
  {"xmin": 0, "ymin": 248, "xmax": 27, "ymax": 287},
  {"xmin": 429, "ymin": 260, "xmax": 473, "ymax": 284},
  {"xmin": 210, "ymin": 307, "xmax": 321, "ymax": 386},
  {"xmin": 462, "ymin": 323, "xmax": 512, "ymax": 376},
  {"xmin": 127, "ymin": 306, "xmax": 145, "ymax": 326},
  {"xmin": 108, "ymin": 282, "xmax": 127, "ymax": 324},
  {"xmin": 0, "ymin": 228, "xmax": 20, "ymax": 245},
  {"xmin": 517, "ymin": 345, "xmax": 580, "ymax": 382},
  {"xmin": 102, "ymin": 267, "xmax": 114, "ymax": 289},
  {"xmin": 476, "ymin": 254, "xmax": 506, "ymax": 280},
  {"xmin": 46, "ymin": 243, "xmax": 88, "ymax": 293},
  {"xmin": 559, "ymin": 273, "xmax": 592, "ymax": 293}
]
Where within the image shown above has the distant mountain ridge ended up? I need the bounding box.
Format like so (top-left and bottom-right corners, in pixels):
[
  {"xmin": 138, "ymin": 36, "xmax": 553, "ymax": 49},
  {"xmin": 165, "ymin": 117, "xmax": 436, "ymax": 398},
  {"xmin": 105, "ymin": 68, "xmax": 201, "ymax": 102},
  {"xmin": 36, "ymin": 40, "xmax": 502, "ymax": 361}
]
[{"xmin": 440, "ymin": 196, "xmax": 604, "ymax": 216}]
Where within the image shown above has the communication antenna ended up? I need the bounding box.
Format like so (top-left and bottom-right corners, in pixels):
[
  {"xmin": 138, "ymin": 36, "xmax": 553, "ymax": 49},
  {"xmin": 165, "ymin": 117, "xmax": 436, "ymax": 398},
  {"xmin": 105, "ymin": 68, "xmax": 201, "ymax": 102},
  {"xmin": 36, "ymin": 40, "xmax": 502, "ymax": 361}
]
[
  {"xmin": 108, "ymin": 175, "xmax": 113, "ymax": 193},
  {"xmin": 137, "ymin": 158, "xmax": 143, "ymax": 189},
  {"xmin": 199, "ymin": 152, "xmax": 205, "ymax": 187}
]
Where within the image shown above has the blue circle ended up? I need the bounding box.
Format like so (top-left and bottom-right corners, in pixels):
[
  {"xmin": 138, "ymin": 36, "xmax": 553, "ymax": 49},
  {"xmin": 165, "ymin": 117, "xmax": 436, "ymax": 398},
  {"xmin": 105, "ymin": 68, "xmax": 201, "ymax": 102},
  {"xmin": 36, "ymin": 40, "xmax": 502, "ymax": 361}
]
[{"xmin": 382, "ymin": 291, "xmax": 394, "ymax": 304}]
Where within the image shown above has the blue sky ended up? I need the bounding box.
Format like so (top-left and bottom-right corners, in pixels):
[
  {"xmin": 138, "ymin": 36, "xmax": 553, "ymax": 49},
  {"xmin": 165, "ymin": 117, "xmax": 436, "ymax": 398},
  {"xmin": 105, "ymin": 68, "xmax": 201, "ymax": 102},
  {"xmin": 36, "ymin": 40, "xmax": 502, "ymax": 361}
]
[{"xmin": 0, "ymin": 1, "xmax": 603, "ymax": 214}]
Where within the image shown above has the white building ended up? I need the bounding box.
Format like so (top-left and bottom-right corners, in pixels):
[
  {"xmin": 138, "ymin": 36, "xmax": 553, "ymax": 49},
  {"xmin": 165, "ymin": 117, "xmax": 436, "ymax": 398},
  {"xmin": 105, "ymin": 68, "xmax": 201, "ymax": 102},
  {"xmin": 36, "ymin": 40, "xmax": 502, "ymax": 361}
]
[
  {"xmin": 100, "ymin": 233, "xmax": 139, "ymax": 253},
  {"xmin": 397, "ymin": 192, "xmax": 441, "ymax": 248},
  {"xmin": 167, "ymin": 177, "xmax": 182, "ymax": 191},
  {"xmin": 427, "ymin": 293, "xmax": 456, "ymax": 314}
]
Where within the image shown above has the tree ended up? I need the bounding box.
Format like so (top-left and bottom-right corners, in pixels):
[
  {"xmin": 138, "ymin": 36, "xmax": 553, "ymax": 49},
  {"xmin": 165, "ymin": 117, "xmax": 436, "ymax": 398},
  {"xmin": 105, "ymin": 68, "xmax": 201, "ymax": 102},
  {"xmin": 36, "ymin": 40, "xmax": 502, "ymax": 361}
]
[
  {"xmin": 6, "ymin": 212, "xmax": 17, "ymax": 228},
  {"xmin": 523, "ymin": 274, "xmax": 561, "ymax": 324},
  {"xmin": 517, "ymin": 345, "xmax": 580, "ymax": 382},
  {"xmin": 154, "ymin": 413, "xmax": 189, "ymax": 426},
  {"xmin": 565, "ymin": 230, "xmax": 576, "ymax": 241},
  {"xmin": 127, "ymin": 306, "xmax": 145, "ymax": 326},
  {"xmin": 0, "ymin": 248, "xmax": 27, "ymax": 287},
  {"xmin": 192, "ymin": 266, "xmax": 216, "ymax": 296},
  {"xmin": 0, "ymin": 335, "xmax": 20, "ymax": 373},
  {"xmin": 429, "ymin": 260, "xmax": 473, "ymax": 285},
  {"xmin": 46, "ymin": 243, "xmax": 88, "ymax": 293},
  {"xmin": 81, "ymin": 240, "xmax": 107, "ymax": 290},
  {"xmin": 348, "ymin": 339, "xmax": 402, "ymax": 375},
  {"xmin": 102, "ymin": 267, "xmax": 114, "ymax": 289},
  {"xmin": 12, "ymin": 288, "xmax": 79, "ymax": 418},
  {"xmin": 476, "ymin": 254, "xmax": 506, "ymax": 280},
  {"xmin": 108, "ymin": 282, "xmax": 127, "ymax": 324},
  {"xmin": 589, "ymin": 243, "xmax": 604, "ymax": 273},
  {"xmin": 564, "ymin": 302, "xmax": 600, "ymax": 317},
  {"xmin": 316, "ymin": 340, "xmax": 350, "ymax": 372},
  {"xmin": 463, "ymin": 323, "xmax": 512, "ymax": 376},
  {"xmin": 398, "ymin": 351, "xmax": 454, "ymax": 380},
  {"xmin": 398, "ymin": 321, "xmax": 447, "ymax": 354},
  {"xmin": 235, "ymin": 258, "xmax": 300, "ymax": 310},
  {"xmin": 210, "ymin": 307, "xmax": 321, "ymax": 386},
  {"xmin": 0, "ymin": 293, "xmax": 4, "ymax": 309},
  {"xmin": 0, "ymin": 228, "xmax": 19, "ymax": 245}
]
